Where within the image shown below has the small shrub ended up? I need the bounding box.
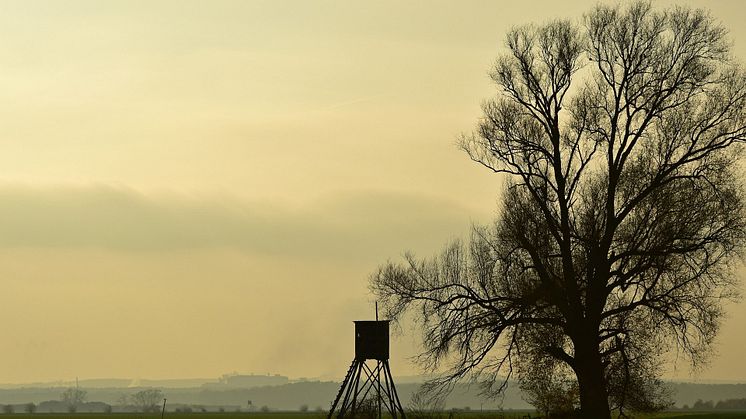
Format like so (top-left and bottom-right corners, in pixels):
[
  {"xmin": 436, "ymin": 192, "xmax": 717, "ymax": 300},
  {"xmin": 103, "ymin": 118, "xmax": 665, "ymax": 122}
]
[
  {"xmin": 350, "ymin": 398, "xmax": 378, "ymax": 419},
  {"xmin": 407, "ymin": 393, "xmax": 446, "ymax": 419}
]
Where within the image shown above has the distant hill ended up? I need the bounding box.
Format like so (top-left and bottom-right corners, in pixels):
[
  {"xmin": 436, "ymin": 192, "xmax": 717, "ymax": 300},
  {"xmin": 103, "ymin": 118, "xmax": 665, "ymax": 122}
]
[
  {"xmin": 1, "ymin": 378, "xmax": 745, "ymax": 410},
  {"xmin": 669, "ymin": 382, "xmax": 746, "ymax": 407},
  {"xmin": 203, "ymin": 374, "xmax": 290, "ymax": 389},
  {"xmin": 0, "ymin": 381, "xmax": 523, "ymax": 410}
]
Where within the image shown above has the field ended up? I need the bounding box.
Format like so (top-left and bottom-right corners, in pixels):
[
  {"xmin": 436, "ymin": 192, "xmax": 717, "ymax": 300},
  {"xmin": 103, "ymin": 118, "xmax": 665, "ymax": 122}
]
[
  {"xmin": 1, "ymin": 412, "xmax": 746, "ymax": 419},
  {"xmin": 641, "ymin": 413, "xmax": 746, "ymax": 418}
]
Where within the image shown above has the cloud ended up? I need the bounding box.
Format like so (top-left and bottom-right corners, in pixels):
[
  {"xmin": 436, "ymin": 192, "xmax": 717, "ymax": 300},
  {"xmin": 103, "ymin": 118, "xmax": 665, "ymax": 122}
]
[{"xmin": 0, "ymin": 185, "xmax": 487, "ymax": 260}]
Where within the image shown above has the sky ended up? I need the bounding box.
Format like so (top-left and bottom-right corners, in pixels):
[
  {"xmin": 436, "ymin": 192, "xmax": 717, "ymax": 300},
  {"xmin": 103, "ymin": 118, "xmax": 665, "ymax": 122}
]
[{"xmin": 0, "ymin": 0, "xmax": 745, "ymax": 385}]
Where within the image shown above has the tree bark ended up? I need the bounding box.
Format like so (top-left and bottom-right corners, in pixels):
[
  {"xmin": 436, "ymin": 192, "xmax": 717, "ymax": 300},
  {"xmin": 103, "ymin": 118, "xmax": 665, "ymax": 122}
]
[{"xmin": 574, "ymin": 336, "xmax": 611, "ymax": 419}]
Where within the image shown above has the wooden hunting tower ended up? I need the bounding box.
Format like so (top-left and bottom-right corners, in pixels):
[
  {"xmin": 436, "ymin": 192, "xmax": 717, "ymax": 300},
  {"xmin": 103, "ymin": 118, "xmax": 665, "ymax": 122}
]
[
  {"xmin": 354, "ymin": 321, "xmax": 389, "ymax": 360},
  {"xmin": 328, "ymin": 319, "xmax": 405, "ymax": 419}
]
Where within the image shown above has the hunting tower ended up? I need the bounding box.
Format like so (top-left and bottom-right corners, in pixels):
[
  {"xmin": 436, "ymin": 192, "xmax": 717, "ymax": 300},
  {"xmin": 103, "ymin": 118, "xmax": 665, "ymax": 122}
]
[{"xmin": 328, "ymin": 319, "xmax": 405, "ymax": 419}]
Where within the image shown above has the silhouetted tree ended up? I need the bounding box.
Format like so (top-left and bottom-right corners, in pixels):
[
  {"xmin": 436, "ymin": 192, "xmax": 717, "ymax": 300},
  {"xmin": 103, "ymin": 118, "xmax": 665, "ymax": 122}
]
[
  {"xmin": 129, "ymin": 389, "xmax": 164, "ymax": 413},
  {"xmin": 61, "ymin": 387, "xmax": 87, "ymax": 413},
  {"xmin": 693, "ymin": 399, "xmax": 714, "ymax": 410},
  {"xmin": 24, "ymin": 402, "xmax": 36, "ymax": 414},
  {"xmin": 2, "ymin": 404, "xmax": 13, "ymax": 414},
  {"xmin": 371, "ymin": 2, "xmax": 746, "ymax": 419},
  {"xmin": 407, "ymin": 391, "xmax": 445, "ymax": 419},
  {"xmin": 715, "ymin": 398, "xmax": 746, "ymax": 409}
]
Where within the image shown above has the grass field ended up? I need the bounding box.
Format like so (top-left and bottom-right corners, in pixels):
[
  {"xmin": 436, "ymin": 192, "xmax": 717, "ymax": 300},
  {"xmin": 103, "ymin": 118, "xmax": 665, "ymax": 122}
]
[
  {"xmin": 1, "ymin": 412, "xmax": 746, "ymax": 419},
  {"xmin": 641, "ymin": 413, "xmax": 746, "ymax": 418}
]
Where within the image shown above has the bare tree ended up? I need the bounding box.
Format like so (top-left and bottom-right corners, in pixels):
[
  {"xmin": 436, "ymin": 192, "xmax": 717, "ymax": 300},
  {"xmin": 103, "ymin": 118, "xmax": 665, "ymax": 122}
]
[
  {"xmin": 371, "ymin": 2, "xmax": 746, "ymax": 419},
  {"xmin": 24, "ymin": 402, "xmax": 37, "ymax": 414},
  {"xmin": 61, "ymin": 387, "xmax": 87, "ymax": 413},
  {"xmin": 129, "ymin": 389, "xmax": 164, "ymax": 413}
]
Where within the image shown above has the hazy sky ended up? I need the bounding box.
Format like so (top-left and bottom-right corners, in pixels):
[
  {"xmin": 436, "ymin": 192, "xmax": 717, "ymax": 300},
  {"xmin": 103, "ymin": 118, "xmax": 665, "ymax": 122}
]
[{"xmin": 0, "ymin": 0, "xmax": 745, "ymax": 384}]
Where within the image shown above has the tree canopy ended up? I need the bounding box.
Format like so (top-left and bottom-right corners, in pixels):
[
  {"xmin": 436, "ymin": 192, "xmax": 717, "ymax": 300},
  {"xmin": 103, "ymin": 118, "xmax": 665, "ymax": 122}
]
[{"xmin": 371, "ymin": 2, "xmax": 746, "ymax": 418}]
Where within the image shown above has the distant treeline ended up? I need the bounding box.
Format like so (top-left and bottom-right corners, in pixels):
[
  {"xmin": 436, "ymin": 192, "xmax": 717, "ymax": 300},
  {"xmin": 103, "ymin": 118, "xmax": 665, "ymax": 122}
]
[
  {"xmin": 1, "ymin": 381, "xmax": 746, "ymax": 410},
  {"xmin": 669, "ymin": 383, "xmax": 746, "ymax": 407},
  {"xmin": 686, "ymin": 398, "xmax": 746, "ymax": 410},
  {"xmin": 0, "ymin": 382, "xmax": 522, "ymax": 412}
]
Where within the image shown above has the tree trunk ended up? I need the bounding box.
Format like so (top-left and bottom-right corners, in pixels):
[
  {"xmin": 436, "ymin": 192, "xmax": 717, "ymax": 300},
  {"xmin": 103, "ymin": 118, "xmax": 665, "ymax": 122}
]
[{"xmin": 574, "ymin": 337, "xmax": 611, "ymax": 419}]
